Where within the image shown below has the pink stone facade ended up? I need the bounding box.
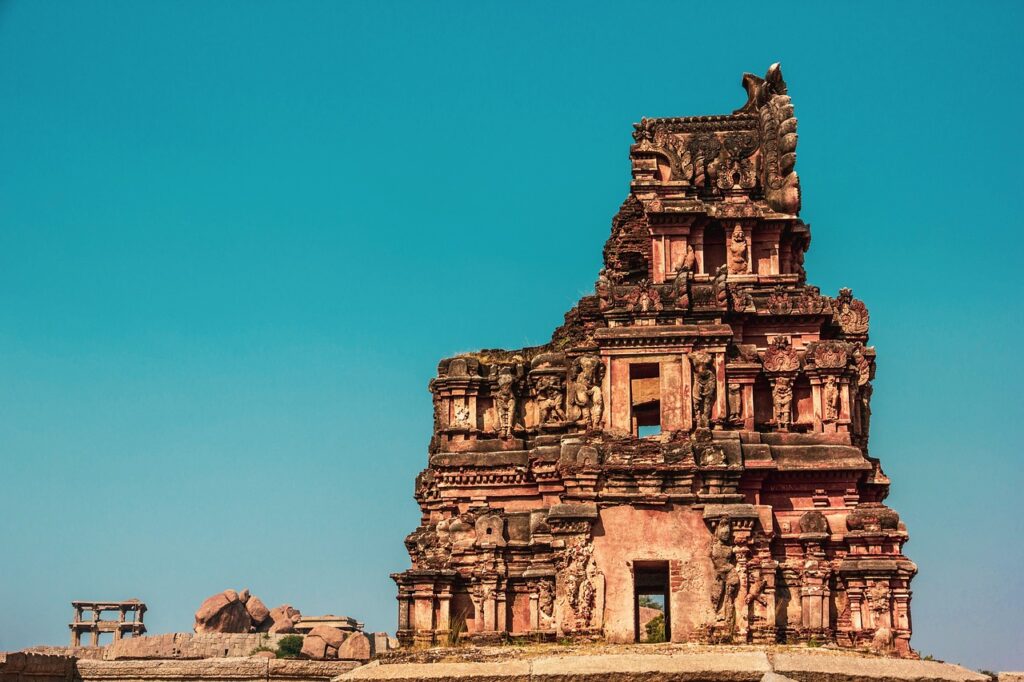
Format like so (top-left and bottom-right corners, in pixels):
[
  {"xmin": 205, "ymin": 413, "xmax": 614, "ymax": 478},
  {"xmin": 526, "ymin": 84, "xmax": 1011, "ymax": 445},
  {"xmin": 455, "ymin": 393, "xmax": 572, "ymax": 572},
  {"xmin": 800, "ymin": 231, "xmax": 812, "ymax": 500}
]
[{"xmin": 393, "ymin": 64, "xmax": 915, "ymax": 656}]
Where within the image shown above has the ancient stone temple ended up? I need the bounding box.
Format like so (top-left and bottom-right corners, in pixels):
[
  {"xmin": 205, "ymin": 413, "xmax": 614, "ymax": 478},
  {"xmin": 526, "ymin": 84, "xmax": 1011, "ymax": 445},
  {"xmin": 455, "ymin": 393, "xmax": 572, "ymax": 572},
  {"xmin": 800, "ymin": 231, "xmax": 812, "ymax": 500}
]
[{"xmin": 392, "ymin": 64, "xmax": 916, "ymax": 656}]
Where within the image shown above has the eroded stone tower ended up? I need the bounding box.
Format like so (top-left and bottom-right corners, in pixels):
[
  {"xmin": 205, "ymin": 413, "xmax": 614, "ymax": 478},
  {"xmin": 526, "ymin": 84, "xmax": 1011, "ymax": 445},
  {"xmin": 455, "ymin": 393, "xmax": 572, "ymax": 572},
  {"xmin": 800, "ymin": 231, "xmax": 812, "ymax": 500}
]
[{"xmin": 393, "ymin": 64, "xmax": 916, "ymax": 656}]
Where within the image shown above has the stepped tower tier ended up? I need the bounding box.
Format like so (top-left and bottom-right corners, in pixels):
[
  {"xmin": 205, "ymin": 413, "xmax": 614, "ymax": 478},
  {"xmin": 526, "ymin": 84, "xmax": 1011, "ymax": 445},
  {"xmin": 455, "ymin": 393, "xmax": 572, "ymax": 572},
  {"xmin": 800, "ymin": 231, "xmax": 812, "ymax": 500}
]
[{"xmin": 392, "ymin": 63, "xmax": 916, "ymax": 657}]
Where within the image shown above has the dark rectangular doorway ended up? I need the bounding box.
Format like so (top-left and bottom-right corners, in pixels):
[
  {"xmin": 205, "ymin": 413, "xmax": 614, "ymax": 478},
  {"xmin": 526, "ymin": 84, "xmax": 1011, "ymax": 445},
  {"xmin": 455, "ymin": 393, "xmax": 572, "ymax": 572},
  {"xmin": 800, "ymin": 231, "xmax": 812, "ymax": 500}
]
[{"xmin": 634, "ymin": 561, "xmax": 670, "ymax": 643}]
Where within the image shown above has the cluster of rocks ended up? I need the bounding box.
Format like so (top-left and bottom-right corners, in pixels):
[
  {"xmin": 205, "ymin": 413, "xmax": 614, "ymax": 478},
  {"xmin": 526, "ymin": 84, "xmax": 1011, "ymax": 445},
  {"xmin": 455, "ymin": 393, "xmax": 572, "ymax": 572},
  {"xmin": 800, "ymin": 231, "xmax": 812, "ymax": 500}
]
[
  {"xmin": 298, "ymin": 627, "xmax": 369, "ymax": 662},
  {"xmin": 192, "ymin": 590, "xmax": 381, "ymax": 662},
  {"xmin": 194, "ymin": 589, "xmax": 300, "ymax": 634}
]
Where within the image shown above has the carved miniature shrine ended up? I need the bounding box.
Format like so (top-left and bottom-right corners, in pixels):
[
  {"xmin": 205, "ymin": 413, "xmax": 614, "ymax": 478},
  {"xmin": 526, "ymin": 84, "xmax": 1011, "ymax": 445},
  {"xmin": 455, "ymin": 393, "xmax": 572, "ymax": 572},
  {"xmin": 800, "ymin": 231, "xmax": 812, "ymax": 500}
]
[{"xmin": 392, "ymin": 64, "xmax": 916, "ymax": 656}]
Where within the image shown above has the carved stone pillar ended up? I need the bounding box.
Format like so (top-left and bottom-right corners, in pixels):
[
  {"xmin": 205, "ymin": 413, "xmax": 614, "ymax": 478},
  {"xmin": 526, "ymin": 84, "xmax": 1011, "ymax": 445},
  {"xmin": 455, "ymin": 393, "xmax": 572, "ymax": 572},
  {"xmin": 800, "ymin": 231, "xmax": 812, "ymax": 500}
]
[
  {"xmin": 481, "ymin": 580, "xmax": 498, "ymax": 632},
  {"xmin": 714, "ymin": 351, "xmax": 727, "ymax": 428},
  {"xmin": 412, "ymin": 581, "xmax": 436, "ymax": 647},
  {"xmin": 436, "ymin": 584, "xmax": 452, "ymax": 641},
  {"xmin": 496, "ymin": 588, "xmax": 508, "ymax": 633},
  {"xmin": 529, "ymin": 592, "xmax": 540, "ymax": 631}
]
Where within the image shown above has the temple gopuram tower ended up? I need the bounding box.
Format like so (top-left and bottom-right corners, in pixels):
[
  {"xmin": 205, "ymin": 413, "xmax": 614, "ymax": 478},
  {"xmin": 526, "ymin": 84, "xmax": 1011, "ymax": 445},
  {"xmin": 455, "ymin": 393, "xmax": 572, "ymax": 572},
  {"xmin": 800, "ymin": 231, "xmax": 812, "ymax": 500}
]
[{"xmin": 393, "ymin": 64, "xmax": 916, "ymax": 656}]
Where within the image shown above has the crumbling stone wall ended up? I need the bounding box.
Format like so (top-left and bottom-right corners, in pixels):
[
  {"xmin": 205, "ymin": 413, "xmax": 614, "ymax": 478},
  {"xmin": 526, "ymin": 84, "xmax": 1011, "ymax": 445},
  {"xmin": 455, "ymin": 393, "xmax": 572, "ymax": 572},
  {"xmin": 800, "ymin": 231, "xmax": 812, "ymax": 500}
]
[{"xmin": 0, "ymin": 653, "xmax": 75, "ymax": 682}]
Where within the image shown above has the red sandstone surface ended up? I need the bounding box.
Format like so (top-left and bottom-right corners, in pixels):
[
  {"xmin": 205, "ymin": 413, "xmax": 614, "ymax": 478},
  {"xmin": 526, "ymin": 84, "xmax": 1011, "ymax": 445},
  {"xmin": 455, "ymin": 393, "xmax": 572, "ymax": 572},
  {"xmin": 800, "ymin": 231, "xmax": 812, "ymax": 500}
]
[{"xmin": 393, "ymin": 64, "xmax": 916, "ymax": 658}]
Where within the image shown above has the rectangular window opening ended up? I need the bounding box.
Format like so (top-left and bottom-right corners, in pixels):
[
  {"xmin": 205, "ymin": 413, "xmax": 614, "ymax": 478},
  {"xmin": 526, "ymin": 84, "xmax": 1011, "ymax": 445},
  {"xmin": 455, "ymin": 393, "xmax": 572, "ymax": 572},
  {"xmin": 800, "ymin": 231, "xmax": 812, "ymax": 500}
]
[{"xmin": 630, "ymin": 363, "xmax": 661, "ymax": 437}]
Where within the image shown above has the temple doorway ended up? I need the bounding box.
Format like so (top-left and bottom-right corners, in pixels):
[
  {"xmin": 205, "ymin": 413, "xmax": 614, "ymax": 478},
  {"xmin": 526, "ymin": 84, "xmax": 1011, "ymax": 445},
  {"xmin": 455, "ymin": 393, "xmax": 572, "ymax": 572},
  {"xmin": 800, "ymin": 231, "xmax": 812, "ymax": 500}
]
[{"xmin": 634, "ymin": 561, "xmax": 670, "ymax": 643}]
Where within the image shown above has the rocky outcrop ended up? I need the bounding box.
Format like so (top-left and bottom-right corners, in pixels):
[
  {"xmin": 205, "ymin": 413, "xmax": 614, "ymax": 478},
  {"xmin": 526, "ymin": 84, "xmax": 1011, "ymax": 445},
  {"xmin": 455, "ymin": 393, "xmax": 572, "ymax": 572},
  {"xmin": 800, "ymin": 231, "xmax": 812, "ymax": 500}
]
[
  {"xmin": 300, "ymin": 628, "xmax": 370, "ymax": 662},
  {"xmin": 266, "ymin": 605, "xmax": 301, "ymax": 634},
  {"xmin": 194, "ymin": 590, "xmax": 300, "ymax": 634}
]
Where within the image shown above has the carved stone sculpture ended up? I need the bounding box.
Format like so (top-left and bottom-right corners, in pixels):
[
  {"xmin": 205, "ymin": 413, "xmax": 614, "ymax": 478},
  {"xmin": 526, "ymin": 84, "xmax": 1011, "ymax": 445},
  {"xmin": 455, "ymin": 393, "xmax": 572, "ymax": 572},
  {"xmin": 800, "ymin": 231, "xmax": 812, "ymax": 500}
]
[
  {"xmin": 823, "ymin": 376, "xmax": 840, "ymax": 422},
  {"xmin": 571, "ymin": 355, "xmax": 604, "ymax": 428},
  {"xmin": 493, "ymin": 367, "xmax": 517, "ymax": 438},
  {"xmin": 690, "ymin": 352, "xmax": 717, "ymax": 429},
  {"xmin": 835, "ymin": 288, "xmax": 869, "ymax": 335},
  {"xmin": 763, "ymin": 336, "xmax": 799, "ymax": 373},
  {"xmin": 727, "ymin": 224, "xmax": 748, "ymax": 274},
  {"xmin": 535, "ymin": 375, "xmax": 566, "ymax": 424},
  {"xmin": 727, "ymin": 382, "xmax": 742, "ymax": 422},
  {"xmin": 710, "ymin": 522, "xmax": 740, "ymax": 634},
  {"xmin": 772, "ymin": 376, "xmax": 794, "ymax": 429}
]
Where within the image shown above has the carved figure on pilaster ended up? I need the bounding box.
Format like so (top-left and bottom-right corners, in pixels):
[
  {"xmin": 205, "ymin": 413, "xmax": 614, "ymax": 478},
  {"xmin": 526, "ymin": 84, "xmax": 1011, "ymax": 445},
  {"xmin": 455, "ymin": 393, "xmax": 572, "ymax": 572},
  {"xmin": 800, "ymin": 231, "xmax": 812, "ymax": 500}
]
[
  {"xmin": 493, "ymin": 367, "xmax": 518, "ymax": 439},
  {"xmin": 867, "ymin": 581, "xmax": 894, "ymax": 652},
  {"xmin": 727, "ymin": 224, "xmax": 749, "ymax": 274},
  {"xmin": 772, "ymin": 376, "xmax": 794, "ymax": 429},
  {"xmin": 538, "ymin": 580, "xmax": 555, "ymax": 630},
  {"xmin": 558, "ymin": 541, "xmax": 601, "ymax": 631},
  {"xmin": 710, "ymin": 521, "xmax": 740, "ymax": 635},
  {"xmin": 823, "ymin": 376, "xmax": 840, "ymax": 422},
  {"xmin": 535, "ymin": 375, "xmax": 566, "ymax": 425},
  {"xmin": 727, "ymin": 382, "xmax": 743, "ymax": 423},
  {"xmin": 690, "ymin": 352, "xmax": 717, "ymax": 429},
  {"xmin": 860, "ymin": 382, "xmax": 873, "ymax": 437},
  {"xmin": 571, "ymin": 355, "xmax": 605, "ymax": 429}
]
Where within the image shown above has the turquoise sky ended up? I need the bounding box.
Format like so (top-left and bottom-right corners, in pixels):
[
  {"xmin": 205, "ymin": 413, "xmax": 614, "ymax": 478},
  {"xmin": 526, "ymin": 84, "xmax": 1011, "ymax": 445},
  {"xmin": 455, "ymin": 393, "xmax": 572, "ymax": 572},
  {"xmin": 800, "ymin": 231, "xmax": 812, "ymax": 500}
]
[{"xmin": 1, "ymin": 0, "xmax": 1021, "ymax": 672}]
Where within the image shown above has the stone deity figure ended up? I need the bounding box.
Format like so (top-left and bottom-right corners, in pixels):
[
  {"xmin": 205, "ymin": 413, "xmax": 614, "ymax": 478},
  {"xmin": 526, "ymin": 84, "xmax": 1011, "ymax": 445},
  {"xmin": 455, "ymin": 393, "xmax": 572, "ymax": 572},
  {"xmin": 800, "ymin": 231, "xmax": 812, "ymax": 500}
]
[
  {"xmin": 571, "ymin": 356, "xmax": 604, "ymax": 428},
  {"xmin": 535, "ymin": 375, "xmax": 566, "ymax": 424},
  {"xmin": 823, "ymin": 376, "xmax": 840, "ymax": 422},
  {"xmin": 859, "ymin": 382, "xmax": 873, "ymax": 436},
  {"xmin": 727, "ymin": 382, "xmax": 743, "ymax": 423},
  {"xmin": 710, "ymin": 522, "xmax": 740, "ymax": 633},
  {"xmin": 691, "ymin": 352, "xmax": 717, "ymax": 429},
  {"xmin": 727, "ymin": 224, "xmax": 749, "ymax": 275},
  {"xmin": 493, "ymin": 367, "xmax": 517, "ymax": 438},
  {"xmin": 772, "ymin": 376, "xmax": 794, "ymax": 429}
]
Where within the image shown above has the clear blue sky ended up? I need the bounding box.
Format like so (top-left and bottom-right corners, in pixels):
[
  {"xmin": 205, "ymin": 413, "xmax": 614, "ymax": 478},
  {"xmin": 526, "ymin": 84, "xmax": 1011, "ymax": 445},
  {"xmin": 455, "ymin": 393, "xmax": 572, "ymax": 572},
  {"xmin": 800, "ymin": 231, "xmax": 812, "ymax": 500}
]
[{"xmin": 1, "ymin": 0, "xmax": 1021, "ymax": 672}]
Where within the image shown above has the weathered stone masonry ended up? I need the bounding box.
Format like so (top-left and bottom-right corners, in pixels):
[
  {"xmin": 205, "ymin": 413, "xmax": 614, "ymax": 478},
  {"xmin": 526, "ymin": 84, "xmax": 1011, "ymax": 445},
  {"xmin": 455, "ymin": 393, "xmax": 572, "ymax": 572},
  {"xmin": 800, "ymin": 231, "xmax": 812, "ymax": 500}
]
[{"xmin": 392, "ymin": 64, "xmax": 916, "ymax": 656}]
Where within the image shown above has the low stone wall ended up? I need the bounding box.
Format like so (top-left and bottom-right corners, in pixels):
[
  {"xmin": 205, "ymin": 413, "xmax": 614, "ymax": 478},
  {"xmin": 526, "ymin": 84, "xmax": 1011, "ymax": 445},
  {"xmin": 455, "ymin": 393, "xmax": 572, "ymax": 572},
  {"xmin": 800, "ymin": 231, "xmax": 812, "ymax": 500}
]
[
  {"xmin": 75, "ymin": 658, "xmax": 358, "ymax": 682},
  {"xmin": 104, "ymin": 635, "xmax": 293, "ymax": 661},
  {"xmin": 0, "ymin": 653, "xmax": 76, "ymax": 682}
]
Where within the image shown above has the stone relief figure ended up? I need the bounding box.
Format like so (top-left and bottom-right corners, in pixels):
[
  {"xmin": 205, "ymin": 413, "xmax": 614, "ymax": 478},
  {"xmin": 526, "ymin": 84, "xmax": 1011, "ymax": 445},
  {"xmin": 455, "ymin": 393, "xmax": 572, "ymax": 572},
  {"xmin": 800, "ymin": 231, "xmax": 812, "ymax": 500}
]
[
  {"xmin": 823, "ymin": 376, "xmax": 840, "ymax": 422},
  {"xmin": 859, "ymin": 382, "xmax": 873, "ymax": 436},
  {"xmin": 493, "ymin": 367, "xmax": 517, "ymax": 438},
  {"xmin": 710, "ymin": 522, "xmax": 740, "ymax": 634},
  {"xmin": 690, "ymin": 352, "xmax": 717, "ymax": 429},
  {"xmin": 727, "ymin": 224, "xmax": 749, "ymax": 274},
  {"xmin": 867, "ymin": 581, "xmax": 894, "ymax": 651},
  {"xmin": 571, "ymin": 355, "xmax": 605, "ymax": 428},
  {"xmin": 621, "ymin": 278, "xmax": 663, "ymax": 313},
  {"xmin": 772, "ymin": 376, "xmax": 794, "ymax": 429},
  {"xmin": 559, "ymin": 541, "xmax": 600, "ymax": 630},
  {"xmin": 727, "ymin": 382, "xmax": 743, "ymax": 423},
  {"xmin": 535, "ymin": 375, "xmax": 566, "ymax": 424},
  {"xmin": 538, "ymin": 579, "xmax": 555, "ymax": 629},
  {"xmin": 453, "ymin": 404, "xmax": 471, "ymax": 430}
]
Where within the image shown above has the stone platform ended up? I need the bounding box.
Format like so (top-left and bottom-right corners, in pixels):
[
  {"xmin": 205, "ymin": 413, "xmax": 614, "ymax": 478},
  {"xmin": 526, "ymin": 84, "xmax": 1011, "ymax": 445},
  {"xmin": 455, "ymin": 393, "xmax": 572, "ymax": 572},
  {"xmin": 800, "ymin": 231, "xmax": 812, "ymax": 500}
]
[{"xmin": 339, "ymin": 645, "xmax": 991, "ymax": 682}]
